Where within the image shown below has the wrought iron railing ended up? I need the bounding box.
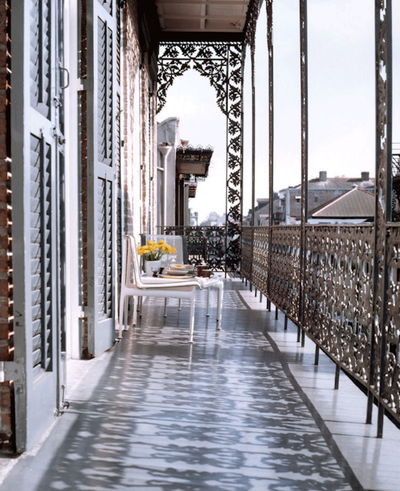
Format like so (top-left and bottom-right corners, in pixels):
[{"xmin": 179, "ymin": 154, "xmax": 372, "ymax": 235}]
[
  {"xmin": 160, "ymin": 226, "xmax": 227, "ymax": 271},
  {"xmin": 241, "ymin": 224, "xmax": 400, "ymax": 433}
]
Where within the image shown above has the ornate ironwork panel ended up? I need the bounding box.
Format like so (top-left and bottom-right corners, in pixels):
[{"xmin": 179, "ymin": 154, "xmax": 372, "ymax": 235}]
[
  {"xmin": 303, "ymin": 225, "xmax": 374, "ymax": 383},
  {"xmin": 241, "ymin": 226, "xmax": 253, "ymax": 281},
  {"xmin": 384, "ymin": 224, "xmax": 400, "ymax": 417},
  {"xmin": 268, "ymin": 226, "xmax": 301, "ymax": 322},
  {"xmin": 252, "ymin": 227, "xmax": 269, "ymax": 294},
  {"xmin": 157, "ymin": 42, "xmax": 244, "ymax": 272},
  {"xmin": 162, "ymin": 226, "xmax": 226, "ymax": 271}
]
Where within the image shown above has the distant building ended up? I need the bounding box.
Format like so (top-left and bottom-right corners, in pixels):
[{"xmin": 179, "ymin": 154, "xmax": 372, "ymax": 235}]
[
  {"xmin": 309, "ymin": 187, "xmax": 375, "ymax": 224},
  {"xmin": 247, "ymin": 171, "xmax": 375, "ymax": 226},
  {"xmin": 157, "ymin": 118, "xmax": 213, "ymax": 228},
  {"xmin": 244, "ymin": 196, "xmax": 279, "ymax": 227},
  {"xmin": 284, "ymin": 171, "xmax": 374, "ymax": 225}
]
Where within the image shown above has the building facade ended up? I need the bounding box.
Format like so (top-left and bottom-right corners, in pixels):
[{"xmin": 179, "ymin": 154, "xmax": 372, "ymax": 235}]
[{"xmin": 0, "ymin": 0, "xmax": 159, "ymax": 453}]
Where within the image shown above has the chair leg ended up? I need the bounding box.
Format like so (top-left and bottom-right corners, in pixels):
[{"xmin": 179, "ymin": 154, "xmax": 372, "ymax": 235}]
[
  {"xmin": 216, "ymin": 282, "xmax": 223, "ymax": 327},
  {"xmin": 164, "ymin": 298, "xmax": 168, "ymax": 317},
  {"xmin": 206, "ymin": 288, "xmax": 210, "ymax": 317},
  {"xmin": 133, "ymin": 296, "xmax": 138, "ymax": 326},
  {"xmin": 119, "ymin": 294, "xmax": 126, "ymax": 338},
  {"xmin": 138, "ymin": 297, "xmax": 143, "ymax": 317},
  {"xmin": 188, "ymin": 297, "xmax": 196, "ymax": 343},
  {"xmin": 124, "ymin": 296, "xmax": 129, "ymax": 331}
]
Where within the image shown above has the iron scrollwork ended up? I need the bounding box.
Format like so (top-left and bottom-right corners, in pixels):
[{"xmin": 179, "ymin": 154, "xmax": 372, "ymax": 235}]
[
  {"xmin": 157, "ymin": 42, "xmax": 244, "ymax": 272},
  {"xmin": 370, "ymin": 0, "xmax": 393, "ymax": 435},
  {"xmin": 162, "ymin": 226, "xmax": 226, "ymax": 271},
  {"xmin": 384, "ymin": 225, "xmax": 400, "ymax": 416}
]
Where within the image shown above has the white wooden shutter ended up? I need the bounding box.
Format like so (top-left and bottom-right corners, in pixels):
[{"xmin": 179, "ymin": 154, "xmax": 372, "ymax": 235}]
[
  {"xmin": 85, "ymin": 0, "xmax": 120, "ymax": 355},
  {"xmin": 11, "ymin": 0, "xmax": 64, "ymax": 452}
]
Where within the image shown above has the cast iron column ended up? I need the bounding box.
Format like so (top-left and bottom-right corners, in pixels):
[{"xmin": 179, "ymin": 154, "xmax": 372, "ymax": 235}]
[{"xmin": 299, "ymin": 0, "xmax": 309, "ymax": 346}]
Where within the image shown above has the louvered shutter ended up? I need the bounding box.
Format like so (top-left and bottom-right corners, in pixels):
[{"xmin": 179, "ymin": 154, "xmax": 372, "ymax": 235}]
[
  {"xmin": 11, "ymin": 0, "xmax": 64, "ymax": 452},
  {"xmin": 85, "ymin": 0, "xmax": 119, "ymax": 355}
]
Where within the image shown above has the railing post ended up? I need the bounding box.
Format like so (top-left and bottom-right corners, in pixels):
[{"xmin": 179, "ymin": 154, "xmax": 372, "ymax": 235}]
[
  {"xmin": 314, "ymin": 345, "xmax": 319, "ymax": 366},
  {"xmin": 266, "ymin": 0, "xmax": 274, "ymax": 304},
  {"xmin": 251, "ymin": 23, "xmax": 256, "ymax": 228},
  {"xmin": 334, "ymin": 364, "xmax": 340, "ymax": 390},
  {"xmin": 368, "ymin": 0, "xmax": 392, "ymax": 438},
  {"xmin": 298, "ymin": 0, "xmax": 309, "ymax": 347}
]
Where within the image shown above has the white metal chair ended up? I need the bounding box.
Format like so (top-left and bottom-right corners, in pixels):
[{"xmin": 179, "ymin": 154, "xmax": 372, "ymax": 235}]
[
  {"xmin": 119, "ymin": 235, "xmax": 223, "ymax": 343},
  {"xmin": 140, "ymin": 234, "xmax": 186, "ymax": 316}
]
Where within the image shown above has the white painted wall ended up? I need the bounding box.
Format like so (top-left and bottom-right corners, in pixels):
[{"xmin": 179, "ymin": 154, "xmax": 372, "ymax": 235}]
[
  {"xmin": 64, "ymin": 0, "xmax": 83, "ymax": 360},
  {"xmin": 157, "ymin": 117, "xmax": 181, "ymax": 227}
]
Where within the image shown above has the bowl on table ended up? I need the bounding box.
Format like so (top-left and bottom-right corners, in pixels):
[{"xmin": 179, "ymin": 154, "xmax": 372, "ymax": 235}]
[
  {"xmin": 170, "ymin": 264, "xmax": 194, "ymax": 271},
  {"xmin": 165, "ymin": 269, "xmax": 189, "ymax": 276}
]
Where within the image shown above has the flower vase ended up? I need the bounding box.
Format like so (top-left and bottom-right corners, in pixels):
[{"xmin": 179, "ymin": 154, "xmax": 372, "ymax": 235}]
[{"xmin": 144, "ymin": 259, "xmax": 162, "ymax": 276}]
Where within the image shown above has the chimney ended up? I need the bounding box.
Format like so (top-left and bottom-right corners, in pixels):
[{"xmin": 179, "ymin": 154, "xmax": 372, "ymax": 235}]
[
  {"xmin": 319, "ymin": 171, "xmax": 327, "ymax": 181},
  {"xmin": 361, "ymin": 171, "xmax": 369, "ymax": 181}
]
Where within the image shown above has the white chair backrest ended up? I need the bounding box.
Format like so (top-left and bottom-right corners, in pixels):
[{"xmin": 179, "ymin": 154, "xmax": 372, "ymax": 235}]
[
  {"xmin": 121, "ymin": 235, "xmax": 141, "ymax": 289},
  {"xmin": 141, "ymin": 234, "xmax": 184, "ymax": 268},
  {"xmin": 122, "ymin": 235, "xmax": 202, "ymax": 290}
]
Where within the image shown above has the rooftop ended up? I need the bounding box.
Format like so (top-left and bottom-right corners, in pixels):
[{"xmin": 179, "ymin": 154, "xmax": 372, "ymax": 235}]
[
  {"xmin": 291, "ymin": 171, "xmax": 375, "ymax": 191},
  {"xmin": 312, "ymin": 187, "xmax": 375, "ymax": 219},
  {"xmin": 176, "ymin": 144, "xmax": 213, "ymax": 177}
]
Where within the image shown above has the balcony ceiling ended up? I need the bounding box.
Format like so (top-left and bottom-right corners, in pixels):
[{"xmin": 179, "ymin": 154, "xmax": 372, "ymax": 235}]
[{"xmin": 154, "ymin": 0, "xmax": 253, "ymax": 41}]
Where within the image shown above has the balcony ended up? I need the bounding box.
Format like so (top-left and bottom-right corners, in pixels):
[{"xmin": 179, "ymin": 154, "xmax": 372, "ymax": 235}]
[{"xmin": 0, "ymin": 277, "xmax": 399, "ymax": 489}]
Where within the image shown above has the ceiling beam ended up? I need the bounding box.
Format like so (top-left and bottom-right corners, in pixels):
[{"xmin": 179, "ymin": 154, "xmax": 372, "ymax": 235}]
[
  {"xmin": 156, "ymin": 0, "xmax": 248, "ymax": 5},
  {"xmin": 160, "ymin": 27, "xmax": 243, "ymax": 32},
  {"xmin": 200, "ymin": 3, "xmax": 206, "ymax": 30},
  {"xmin": 159, "ymin": 31, "xmax": 244, "ymax": 41},
  {"xmin": 158, "ymin": 14, "xmax": 244, "ymax": 20}
]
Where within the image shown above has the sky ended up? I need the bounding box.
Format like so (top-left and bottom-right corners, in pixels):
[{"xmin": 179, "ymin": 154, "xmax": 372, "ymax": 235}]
[{"xmin": 157, "ymin": 0, "xmax": 400, "ymax": 224}]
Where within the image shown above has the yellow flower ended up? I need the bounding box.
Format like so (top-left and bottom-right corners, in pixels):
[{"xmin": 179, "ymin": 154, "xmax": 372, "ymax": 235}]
[{"xmin": 137, "ymin": 239, "xmax": 175, "ymax": 260}]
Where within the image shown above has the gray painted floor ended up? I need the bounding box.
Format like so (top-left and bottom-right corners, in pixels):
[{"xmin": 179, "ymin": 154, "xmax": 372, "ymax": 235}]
[{"xmin": 0, "ymin": 277, "xmax": 398, "ymax": 490}]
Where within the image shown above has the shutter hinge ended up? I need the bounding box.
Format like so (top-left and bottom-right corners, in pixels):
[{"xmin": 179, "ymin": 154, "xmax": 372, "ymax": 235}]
[
  {"xmin": 0, "ymin": 360, "xmax": 24, "ymax": 383},
  {"xmin": 54, "ymin": 96, "xmax": 62, "ymax": 108},
  {"xmin": 52, "ymin": 127, "xmax": 66, "ymax": 145}
]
